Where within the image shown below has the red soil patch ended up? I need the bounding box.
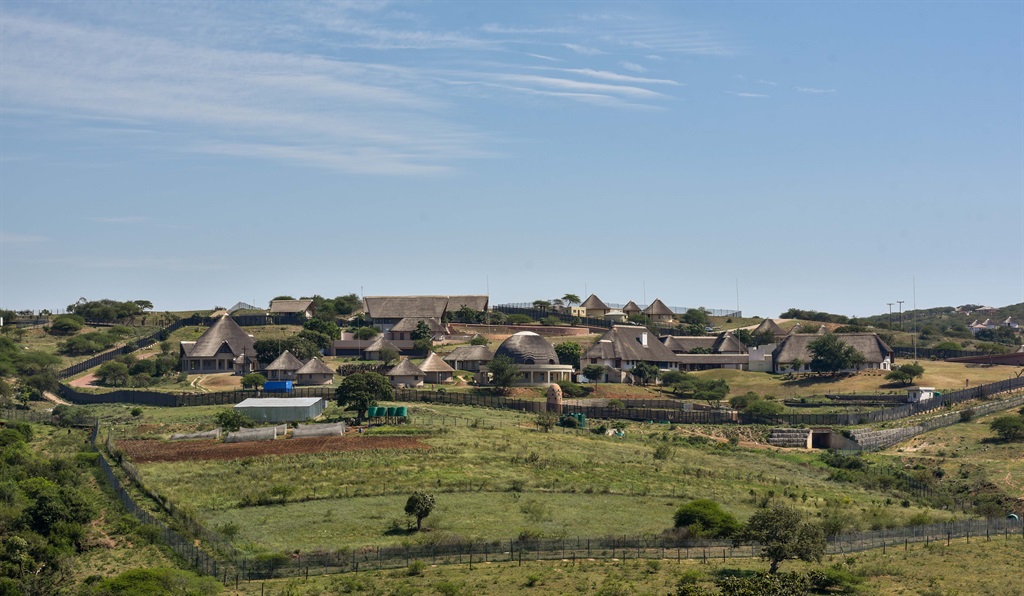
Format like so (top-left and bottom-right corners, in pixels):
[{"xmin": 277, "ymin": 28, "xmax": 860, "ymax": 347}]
[{"xmin": 117, "ymin": 435, "xmax": 431, "ymax": 464}]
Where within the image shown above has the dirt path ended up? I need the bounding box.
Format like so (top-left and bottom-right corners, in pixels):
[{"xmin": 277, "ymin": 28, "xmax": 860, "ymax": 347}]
[
  {"xmin": 69, "ymin": 373, "xmax": 98, "ymax": 388},
  {"xmin": 42, "ymin": 391, "xmax": 71, "ymax": 406}
]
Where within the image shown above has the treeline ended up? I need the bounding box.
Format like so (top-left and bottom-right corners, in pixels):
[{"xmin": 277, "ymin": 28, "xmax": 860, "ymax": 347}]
[
  {"xmin": 779, "ymin": 308, "xmax": 854, "ymax": 325},
  {"xmin": 0, "ymin": 337, "xmax": 59, "ymax": 407},
  {"xmin": 67, "ymin": 298, "xmax": 153, "ymax": 322}
]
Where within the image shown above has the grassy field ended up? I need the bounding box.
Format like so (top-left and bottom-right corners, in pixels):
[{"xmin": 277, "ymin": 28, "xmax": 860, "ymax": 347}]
[
  {"xmin": 883, "ymin": 408, "xmax": 1024, "ymax": 502},
  {"xmin": 227, "ymin": 535, "xmax": 1024, "ymax": 595},
  {"xmin": 105, "ymin": 403, "xmax": 958, "ymax": 555}
]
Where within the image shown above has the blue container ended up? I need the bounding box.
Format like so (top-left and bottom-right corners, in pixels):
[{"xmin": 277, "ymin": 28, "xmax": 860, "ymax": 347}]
[{"xmin": 263, "ymin": 380, "xmax": 293, "ymax": 393}]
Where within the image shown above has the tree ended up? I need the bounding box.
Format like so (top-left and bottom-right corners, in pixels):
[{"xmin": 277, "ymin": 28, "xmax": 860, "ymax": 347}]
[
  {"xmin": 304, "ymin": 318, "xmax": 340, "ymax": 340},
  {"xmin": 562, "ymin": 294, "xmax": 581, "ymax": 306},
  {"xmin": 413, "ymin": 337, "xmax": 433, "ymax": 354},
  {"xmin": 241, "ymin": 373, "xmax": 266, "ymax": 389},
  {"xmin": 807, "ymin": 334, "xmax": 862, "ymax": 375},
  {"xmin": 886, "ymin": 362, "xmax": 925, "ymax": 386},
  {"xmin": 298, "ymin": 329, "xmax": 331, "ymax": 351},
  {"xmin": 583, "ymin": 364, "xmax": 606, "ymax": 382},
  {"xmin": 404, "ymin": 491, "xmax": 436, "ymax": 531},
  {"xmin": 353, "ymin": 326, "xmax": 379, "ymax": 340},
  {"xmin": 554, "ymin": 341, "xmax": 582, "ymax": 368},
  {"xmin": 411, "ymin": 321, "xmax": 433, "ymax": 342},
  {"xmin": 788, "ymin": 358, "xmax": 805, "ymax": 375},
  {"xmin": 270, "ymin": 296, "xmax": 295, "ymax": 304},
  {"xmin": 378, "ymin": 347, "xmax": 399, "ymax": 366},
  {"xmin": 470, "ymin": 335, "xmax": 489, "ymax": 346},
  {"xmin": 630, "ymin": 362, "xmax": 660, "ymax": 386},
  {"xmin": 740, "ymin": 503, "xmax": 826, "ymax": 574},
  {"xmin": 674, "ymin": 499, "xmax": 741, "ymax": 538},
  {"xmin": 336, "ymin": 372, "xmax": 393, "ymax": 420},
  {"xmin": 49, "ymin": 314, "xmax": 84, "ymax": 336},
  {"xmin": 215, "ymin": 409, "xmax": 253, "ymax": 432},
  {"xmin": 487, "ymin": 354, "xmax": 520, "ymax": 394},
  {"xmin": 669, "ymin": 374, "xmax": 730, "ymax": 407},
  {"xmin": 95, "ymin": 362, "xmax": 130, "ymax": 387},
  {"xmin": 989, "ymin": 415, "xmax": 1024, "ymax": 442},
  {"xmin": 681, "ymin": 308, "xmax": 709, "ymax": 327}
]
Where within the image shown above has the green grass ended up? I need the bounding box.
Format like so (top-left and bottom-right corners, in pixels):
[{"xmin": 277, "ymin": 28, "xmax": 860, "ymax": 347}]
[
  {"xmin": 227, "ymin": 535, "xmax": 1024, "ymax": 595},
  {"xmin": 116, "ymin": 403, "xmax": 954, "ymax": 554}
]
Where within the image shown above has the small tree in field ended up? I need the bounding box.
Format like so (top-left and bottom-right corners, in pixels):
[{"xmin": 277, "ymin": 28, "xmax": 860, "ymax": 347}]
[
  {"xmin": 886, "ymin": 362, "xmax": 925, "ymax": 386},
  {"xmin": 378, "ymin": 347, "xmax": 399, "ymax": 366},
  {"xmin": 215, "ymin": 409, "xmax": 252, "ymax": 432},
  {"xmin": 631, "ymin": 362, "xmax": 659, "ymax": 386},
  {"xmin": 488, "ymin": 355, "xmax": 520, "ymax": 394},
  {"xmin": 740, "ymin": 503, "xmax": 826, "ymax": 574},
  {"xmin": 241, "ymin": 373, "xmax": 266, "ymax": 389},
  {"xmin": 535, "ymin": 411, "xmax": 558, "ymax": 432},
  {"xmin": 404, "ymin": 491, "xmax": 436, "ymax": 531},
  {"xmin": 989, "ymin": 415, "xmax": 1024, "ymax": 442},
  {"xmin": 583, "ymin": 365, "xmax": 606, "ymax": 383}
]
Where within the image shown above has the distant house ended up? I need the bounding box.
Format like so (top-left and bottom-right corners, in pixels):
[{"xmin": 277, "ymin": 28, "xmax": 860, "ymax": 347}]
[
  {"xmin": 581, "ymin": 325, "xmax": 679, "ymax": 380},
  {"xmin": 662, "ymin": 332, "xmax": 751, "ymax": 371},
  {"xmin": 269, "ymin": 299, "xmax": 316, "ymax": 319},
  {"xmin": 622, "ymin": 301, "xmax": 641, "ymax": 317},
  {"xmin": 643, "ymin": 299, "xmax": 674, "ymax": 324},
  {"xmin": 604, "ymin": 310, "xmax": 628, "ymax": 323},
  {"xmin": 478, "ymin": 331, "xmax": 573, "ymax": 386},
  {"xmin": 771, "ymin": 333, "xmax": 893, "ymax": 373},
  {"xmin": 295, "ymin": 358, "xmax": 334, "ymax": 386},
  {"xmin": 179, "ymin": 315, "xmax": 256, "ymax": 374},
  {"xmin": 386, "ymin": 359, "xmax": 424, "ymax": 388},
  {"xmin": 363, "ymin": 295, "xmax": 488, "ymax": 331},
  {"xmin": 443, "ymin": 345, "xmax": 494, "ymax": 372},
  {"xmin": 264, "ymin": 350, "xmax": 304, "ymax": 381},
  {"xmin": 387, "ymin": 317, "xmax": 446, "ymax": 342},
  {"xmin": 753, "ymin": 318, "xmax": 788, "ymax": 339},
  {"xmin": 1004, "ymin": 317, "xmax": 1019, "ymax": 329},
  {"xmin": 970, "ymin": 319, "xmax": 999, "ymax": 334},
  {"xmin": 361, "ymin": 336, "xmax": 401, "ymax": 361},
  {"xmin": 419, "ymin": 352, "xmax": 456, "ymax": 384},
  {"xmin": 579, "ymin": 294, "xmax": 610, "ymax": 319}
]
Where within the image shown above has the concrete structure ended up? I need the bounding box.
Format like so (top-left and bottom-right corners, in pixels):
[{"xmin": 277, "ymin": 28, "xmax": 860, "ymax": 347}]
[
  {"xmin": 907, "ymin": 386, "xmax": 936, "ymax": 403},
  {"xmin": 233, "ymin": 397, "xmax": 325, "ymax": 423}
]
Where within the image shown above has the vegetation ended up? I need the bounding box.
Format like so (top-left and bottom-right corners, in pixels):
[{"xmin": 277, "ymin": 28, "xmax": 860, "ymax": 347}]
[
  {"xmin": 61, "ymin": 326, "xmax": 135, "ymax": 356},
  {"xmin": 67, "ymin": 298, "xmax": 151, "ymax": 323},
  {"xmin": 241, "ymin": 373, "xmax": 267, "ymax": 389},
  {"xmin": 631, "ymin": 362, "xmax": 659, "ymax": 386},
  {"xmin": 336, "ymin": 372, "xmax": 393, "ymax": 419},
  {"xmin": 885, "ymin": 362, "xmax": 925, "ymax": 386},
  {"xmin": 79, "ymin": 567, "xmax": 221, "ymax": 595},
  {"xmin": 404, "ymin": 491, "xmax": 436, "ymax": 531},
  {"xmin": 807, "ymin": 334, "xmax": 864, "ymax": 375},
  {"xmin": 989, "ymin": 414, "xmax": 1024, "ymax": 442},
  {"xmin": 668, "ymin": 373, "xmax": 730, "ymax": 407},
  {"xmin": 48, "ymin": 313, "xmax": 85, "ymax": 336},
  {"xmin": 254, "ymin": 336, "xmax": 320, "ymax": 365},
  {"xmin": 740, "ymin": 503, "xmax": 826, "ymax": 574},
  {"xmin": 553, "ymin": 341, "xmax": 581, "ymax": 368},
  {"xmin": 93, "ymin": 352, "xmax": 180, "ymax": 388},
  {"xmin": 673, "ymin": 499, "xmax": 741, "ymax": 538},
  {"xmin": 352, "ymin": 326, "xmax": 379, "ymax": 340},
  {"xmin": 780, "ymin": 308, "xmax": 851, "ymax": 325},
  {"xmin": 487, "ymin": 355, "xmax": 519, "ymax": 394},
  {"xmin": 535, "ymin": 411, "xmax": 558, "ymax": 432},
  {"xmin": 214, "ymin": 409, "xmax": 253, "ymax": 432},
  {"xmin": 582, "ymin": 364, "xmax": 606, "ymax": 382}
]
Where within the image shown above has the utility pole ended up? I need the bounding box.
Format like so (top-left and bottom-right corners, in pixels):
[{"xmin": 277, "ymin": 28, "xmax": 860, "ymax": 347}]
[
  {"xmin": 897, "ymin": 300, "xmax": 905, "ymax": 331},
  {"xmin": 887, "ymin": 303, "xmax": 894, "ymax": 329}
]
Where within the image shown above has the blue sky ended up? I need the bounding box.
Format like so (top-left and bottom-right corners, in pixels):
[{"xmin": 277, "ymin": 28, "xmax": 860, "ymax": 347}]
[{"xmin": 1, "ymin": 1, "xmax": 1021, "ymax": 317}]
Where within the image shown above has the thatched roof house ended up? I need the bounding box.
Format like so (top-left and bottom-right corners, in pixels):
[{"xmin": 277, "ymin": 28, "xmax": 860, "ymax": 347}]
[
  {"xmin": 579, "ymin": 294, "xmax": 610, "ymax": 318},
  {"xmin": 643, "ymin": 298, "xmax": 674, "ymax": 322},
  {"xmin": 771, "ymin": 333, "xmax": 893, "ymax": 373},
  {"xmin": 419, "ymin": 352, "xmax": 455, "ymax": 384},
  {"xmin": 480, "ymin": 331, "xmax": 573, "ymax": 386},
  {"xmin": 363, "ymin": 295, "xmax": 488, "ymax": 328},
  {"xmin": 443, "ymin": 345, "xmax": 494, "ymax": 372},
  {"xmin": 753, "ymin": 318, "xmax": 787, "ymax": 338},
  {"xmin": 362, "ymin": 336, "xmax": 401, "ymax": 361},
  {"xmin": 296, "ymin": 358, "xmax": 334, "ymax": 386},
  {"xmin": 622, "ymin": 301, "xmax": 641, "ymax": 315},
  {"xmin": 387, "ymin": 359, "xmax": 424, "ymax": 388},
  {"xmin": 388, "ymin": 317, "xmax": 446, "ymax": 341},
  {"xmin": 180, "ymin": 315, "xmax": 256, "ymax": 374},
  {"xmin": 582, "ymin": 325, "xmax": 678, "ymax": 374},
  {"xmin": 265, "ymin": 350, "xmax": 304, "ymax": 381},
  {"xmin": 269, "ymin": 299, "xmax": 315, "ymax": 318}
]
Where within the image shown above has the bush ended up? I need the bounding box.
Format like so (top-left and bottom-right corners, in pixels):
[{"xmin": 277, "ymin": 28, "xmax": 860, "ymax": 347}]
[
  {"xmin": 743, "ymin": 399, "xmax": 785, "ymax": 416},
  {"xmin": 214, "ymin": 409, "xmax": 253, "ymax": 432},
  {"xmin": 241, "ymin": 373, "xmax": 267, "ymax": 389},
  {"xmin": 79, "ymin": 567, "xmax": 221, "ymax": 595},
  {"xmin": 990, "ymin": 415, "xmax": 1024, "ymax": 442},
  {"xmin": 673, "ymin": 499, "xmax": 740, "ymax": 538},
  {"xmin": 506, "ymin": 314, "xmax": 534, "ymax": 325},
  {"xmin": 556, "ymin": 381, "xmax": 590, "ymax": 398},
  {"xmin": 130, "ymin": 407, "xmax": 143, "ymax": 417},
  {"xmin": 959, "ymin": 408, "xmax": 975, "ymax": 422},
  {"xmin": 49, "ymin": 314, "xmax": 85, "ymax": 336},
  {"xmin": 653, "ymin": 443, "xmax": 673, "ymax": 460}
]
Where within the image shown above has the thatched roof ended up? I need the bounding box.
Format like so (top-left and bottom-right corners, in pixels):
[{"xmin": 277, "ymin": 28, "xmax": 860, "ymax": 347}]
[
  {"xmin": 419, "ymin": 352, "xmax": 455, "ymax": 373},
  {"xmin": 580, "ymin": 294, "xmax": 609, "ymax": 310},
  {"xmin": 583, "ymin": 326, "xmax": 678, "ymax": 364},
  {"xmin": 754, "ymin": 319, "xmax": 786, "ymax": 336},
  {"xmin": 495, "ymin": 331, "xmax": 559, "ymax": 365},
  {"xmin": 643, "ymin": 298, "xmax": 673, "ymax": 316},
  {"xmin": 265, "ymin": 350, "xmax": 304, "ymax": 371},
  {"xmin": 297, "ymin": 358, "xmax": 334, "ymax": 375},
  {"xmin": 390, "ymin": 317, "xmax": 444, "ymax": 333},
  {"xmin": 363, "ymin": 295, "xmax": 488, "ymax": 320},
  {"xmin": 772, "ymin": 333, "xmax": 894, "ymax": 365},
  {"xmin": 270, "ymin": 299, "xmax": 313, "ymax": 314},
  {"xmin": 443, "ymin": 345, "xmax": 494, "ymax": 363},
  {"xmin": 186, "ymin": 315, "xmax": 255, "ymax": 358},
  {"xmin": 622, "ymin": 301, "xmax": 641, "ymax": 314},
  {"xmin": 675, "ymin": 354, "xmax": 750, "ymax": 365},
  {"xmin": 661, "ymin": 336, "xmax": 717, "ymax": 353},
  {"xmin": 362, "ymin": 336, "xmax": 400, "ymax": 353},
  {"xmin": 713, "ymin": 333, "xmax": 747, "ymax": 354},
  {"xmin": 387, "ymin": 359, "xmax": 423, "ymax": 377}
]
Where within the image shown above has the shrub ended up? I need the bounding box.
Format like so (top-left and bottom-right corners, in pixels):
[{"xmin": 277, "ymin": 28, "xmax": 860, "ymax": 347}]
[
  {"xmin": 507, "ymin": 314, "xmax": 534, "ymax": 325},
  {"xmin": 653, "ymin": 443, "xmax": 674, "ymax": 461},
  {"xmin": 959, "ymin": 408, "xmax": 975, "ymax": 422},
  {"xmin": 673, "ymin": 499, "xmax": 740, "ymax": 538},
  {"xmin": 49, "ymin": 314, "xmax": 85, "ymax": 336},
  {"xmin": 407, "ymin": 560, "xmax": 426, "ymax": 576},
  {"xmin": 556, "ymin": 381, "xmax": 590, "ymax": 398},
  {"xmin": 990, "ymin": 415, "xmax": 1024, "ymax": 442},
  {"xmin": 214, "ymin": 409, "xmax": 253, "ymax": 432}
]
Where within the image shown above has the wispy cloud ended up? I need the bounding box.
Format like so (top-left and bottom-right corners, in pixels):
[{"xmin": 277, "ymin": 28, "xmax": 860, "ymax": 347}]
[
  {"xmin": 481, "ymin": 23, "xmax": 574, "ymax": 35},
  {"xmin": 526, "ymin": 53, "xmax": 560, "ymax": 62},
  {"xmin": 534, "ymin": 68, "xmax": 680, "ymax": 86},
  {"xmin": 563, "ymin": 43, "xmax": 605, "ymax": 55},
  {"xmin": 796, "ymin": 87, "xmax": 836, "ymax": 94},
  {"xmin": 89, "ymin": 216, "xmax": 151, "ymax": 224},
  {"xmin": 620, "ymin": 61, "xmax": 646, "ymax": 73},
  {"xmin": 492, "ymin": 74, "xmax": 665, "ymax": 99},
  {"xmin": 726, "ymin": 91, "xmax": 768, "ymax": 98},
  {"xmin": 758, "ymin": 79, "xmax": 777, "ymax": 86},
  {"xmin": 0, "ymin": 232, "xmax": 47, "ymax": 244}
]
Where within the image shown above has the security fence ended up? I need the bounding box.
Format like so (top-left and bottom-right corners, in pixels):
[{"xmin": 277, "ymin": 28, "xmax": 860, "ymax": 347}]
[{"xmin": 59, "ymin": 384, "xmax": 333, "ymax": 407}]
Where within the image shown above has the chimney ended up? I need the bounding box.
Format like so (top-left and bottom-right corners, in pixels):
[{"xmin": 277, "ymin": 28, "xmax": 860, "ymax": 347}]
[{"xmin": 640, "ymin": 332, "xmax": 648, "ymax": 347}]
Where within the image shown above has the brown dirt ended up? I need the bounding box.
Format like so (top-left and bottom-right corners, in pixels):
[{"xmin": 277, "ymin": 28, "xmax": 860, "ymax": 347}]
[
  {"xmin": 70, "ymin": 373, "xmax": 99, "ymax": 388},
  {"xmin": 117, "ymin": 435, "xmax": 432, "ymax": 464}
]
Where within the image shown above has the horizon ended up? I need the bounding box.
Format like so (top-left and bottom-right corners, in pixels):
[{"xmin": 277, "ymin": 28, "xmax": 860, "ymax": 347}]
[{"xmin": 2, "ymin": 2, "xmax": 1022, "ymax": 317}]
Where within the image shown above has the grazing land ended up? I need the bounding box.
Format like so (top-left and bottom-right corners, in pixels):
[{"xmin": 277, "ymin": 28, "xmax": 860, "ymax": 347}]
[{"xmin": 118, "ymin": 434, "xmax": 431, "ymax": 463}]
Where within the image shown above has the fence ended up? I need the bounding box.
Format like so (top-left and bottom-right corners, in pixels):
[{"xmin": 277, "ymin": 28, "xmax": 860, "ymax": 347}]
[
  {"xmin": 893, "ymin": 347, "xmax": 988, "ymax": 360},
  {"xmin": 59, "ymin": 384, "xmax": 334, "ymax": 407}
]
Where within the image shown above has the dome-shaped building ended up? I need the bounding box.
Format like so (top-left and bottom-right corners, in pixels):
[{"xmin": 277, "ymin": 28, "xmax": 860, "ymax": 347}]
[{"xmin": 480, "ymin": 331, "xmax": 574, "ymax": 386}]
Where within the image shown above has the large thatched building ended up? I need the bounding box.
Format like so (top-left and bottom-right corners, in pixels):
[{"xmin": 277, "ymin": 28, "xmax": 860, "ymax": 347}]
[
  {"xmin": 479, "ymin": 331, "xmax": 573, "ymax": 386},
  {"xmin": 179, "ymin": 315, "xmax": 256, "ymax": 374}
]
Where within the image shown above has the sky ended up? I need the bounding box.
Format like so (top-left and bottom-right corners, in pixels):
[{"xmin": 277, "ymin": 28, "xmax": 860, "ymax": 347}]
[{"xmin": 1, "ymin": 1, "xmax": 1022, "ymax": 318}]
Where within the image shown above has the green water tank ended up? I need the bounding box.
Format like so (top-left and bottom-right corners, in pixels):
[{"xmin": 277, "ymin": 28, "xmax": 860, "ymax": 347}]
[
  {"xmin": 366, "ymin": 407, "xmax": 378, "ymax": 417},
  {"xmin": 386, "ymin": 406, "xmax": 397, "ymax": 417},
  {"xmin": 396, "ymin": 406, "xmax": 408, "ymax": 417}
]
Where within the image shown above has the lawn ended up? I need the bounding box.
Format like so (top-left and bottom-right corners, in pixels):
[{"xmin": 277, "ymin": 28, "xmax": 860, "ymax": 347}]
[{"xmin": 228, "ymin": 535, "xmax": 1024, "ymax": 596}]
